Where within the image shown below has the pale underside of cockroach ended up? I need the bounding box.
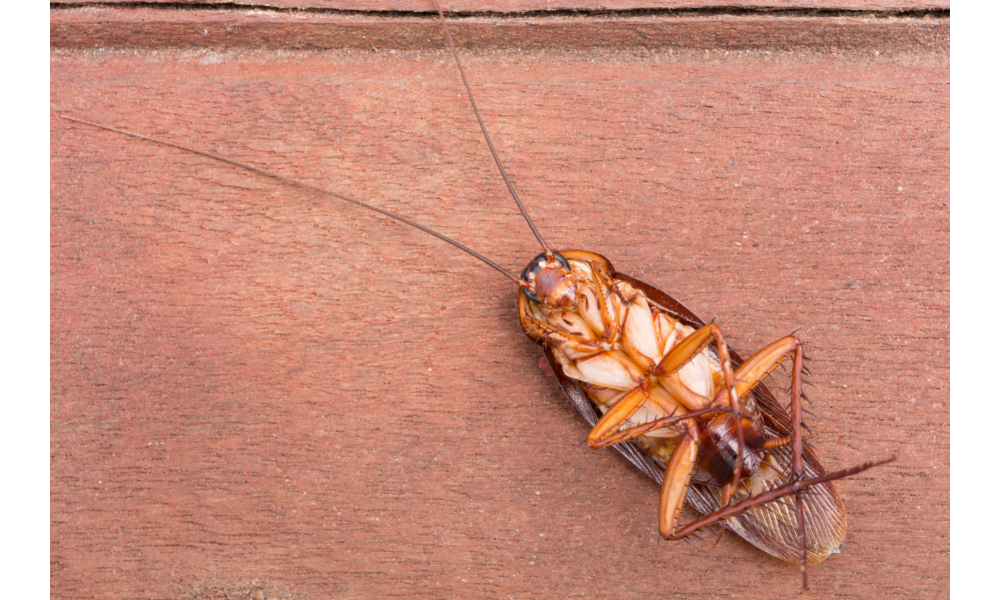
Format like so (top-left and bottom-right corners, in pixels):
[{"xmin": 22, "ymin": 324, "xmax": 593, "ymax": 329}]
[{"xmin": 518, "ymin": 250, "xmax": 846, "ymax": 564}]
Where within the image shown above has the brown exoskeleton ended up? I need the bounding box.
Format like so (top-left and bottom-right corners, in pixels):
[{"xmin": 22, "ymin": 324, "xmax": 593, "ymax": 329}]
[
  {"xmin": 517, "ymin": 248, "xmax": 890, "ymax": 579},
  {"xmin": 59, "ymin": 3, "xmax": 895, "ymax": 590}
]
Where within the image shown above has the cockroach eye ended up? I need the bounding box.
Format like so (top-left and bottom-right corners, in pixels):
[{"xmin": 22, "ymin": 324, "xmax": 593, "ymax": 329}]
[{"xmin": 520, "ymin": 287, "xmax": 541, "ymax": 304}]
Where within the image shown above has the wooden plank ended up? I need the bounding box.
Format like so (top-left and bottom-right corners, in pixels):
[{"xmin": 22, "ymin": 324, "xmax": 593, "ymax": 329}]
[
  {"xmin": 51, "ymin": 8, "xmax": 948, "ymax": 600},
  {"xmin": 52, "ymin": 0, "xmax": 952, "ymax": 11},
  {"xmin": 52, "ymin": 8, "xmax": 949, "ymax": 53}
]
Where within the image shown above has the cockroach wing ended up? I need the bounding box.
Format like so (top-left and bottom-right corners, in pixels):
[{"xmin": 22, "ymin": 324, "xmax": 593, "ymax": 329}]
[{"xmin": 541, "ymin": 265, "xmax": 847, "ymax": 564}]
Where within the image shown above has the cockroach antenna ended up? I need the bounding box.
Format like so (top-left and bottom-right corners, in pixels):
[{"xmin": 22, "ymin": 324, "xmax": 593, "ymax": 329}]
[
  {"xmin": 432, "ymin": 1, "xmax": 553, "ymax": 257},
  {"xmin": 59, "ymin": 114, "xmax": 524, "ymax": 285}
]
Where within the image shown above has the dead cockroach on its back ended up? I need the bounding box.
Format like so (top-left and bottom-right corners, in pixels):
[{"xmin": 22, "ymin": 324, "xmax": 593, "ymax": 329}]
[{"xmin": 58, "ymin": 4, "xmax": 894, "ymax": 591}]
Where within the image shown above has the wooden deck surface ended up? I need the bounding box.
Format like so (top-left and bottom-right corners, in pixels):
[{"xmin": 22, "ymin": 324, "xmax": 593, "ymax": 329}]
[
  {"xmin": 53, "ymin": 1, "xmax": 951, "ymax": 11},
  {"xmin": 51, "ymin": 5, "xmax": 949, "ymax": 599}
]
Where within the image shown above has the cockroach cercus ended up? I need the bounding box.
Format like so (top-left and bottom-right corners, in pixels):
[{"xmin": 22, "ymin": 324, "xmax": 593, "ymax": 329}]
[{"xmin": 59, "ymin": 4, "xmax": 895, "ymax": 591}]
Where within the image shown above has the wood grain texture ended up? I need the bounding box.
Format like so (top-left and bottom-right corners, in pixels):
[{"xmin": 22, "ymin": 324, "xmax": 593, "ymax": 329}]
[
  {"xmin": 52, "ymin": 8, "xmax": 950, "ymax": 53},
  {"xmin": 52, "ymin": 0, "xmax": 952, "ymax": 11},
  {"xmin": 51, "ymin": 8, "xmax": 948, "ymax": 600}
]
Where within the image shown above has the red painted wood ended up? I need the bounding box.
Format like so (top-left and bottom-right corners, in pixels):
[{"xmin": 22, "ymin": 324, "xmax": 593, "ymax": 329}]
[
  {"xmin": 52, "ymin": 0, "xmax": 951, "ymax": 11},
  {"xmin": 51, "ymin": 8, "xmax": 950, "ymax": 52},
  {"xmin": 51, "ymin": 7, "xmax": 948, "ymax": 600}
]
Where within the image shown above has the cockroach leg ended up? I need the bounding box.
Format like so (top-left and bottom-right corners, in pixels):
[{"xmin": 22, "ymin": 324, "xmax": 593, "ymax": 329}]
[
  {"xmin": 589, "ymin": 261, "xmax": 620, "ymax": 342},
  {"xmin": 659, "ymin": 373, "xmax": 714, "ymax": 411},
  {"xmin": 662, "ymin": 455, "xmax": 896, "ymax": 540},
  {"xmin": 586, "ymin": 381, "xmax": 651, "ymax": 448},
  {"xmin": 659, "ymin": 424, "xmax": 700, "ymax": 538},
  {"xmin": 724, "ymin": 335, "xmax": 810, "ymax": 588},
  {"xmin": 711, "ymin": 336, "xmax": 802, "ymax": 406},
  {"xmin": 653, "ymin": 324, "xmax": 745, "ymax": 498},
  {"xmin": 518, "ymin": 303, "xmax": 601, "ymax": 354},
  {"xmin": 795, "ymin": 488, "xmax": 809, "ymax": 591},
  {"xmin": 588, "ymin": 404, "xmax": 728, "ymax": 448}
]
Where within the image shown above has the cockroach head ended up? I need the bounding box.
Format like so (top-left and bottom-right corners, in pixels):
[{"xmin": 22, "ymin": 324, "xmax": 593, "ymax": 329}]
[{"xmin": 519, "ymin": 251, "xmax": 578, "ymax": 308}]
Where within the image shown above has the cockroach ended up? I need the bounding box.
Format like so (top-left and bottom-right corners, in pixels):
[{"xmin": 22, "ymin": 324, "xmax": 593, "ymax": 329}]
[{"xmin": 59, "ymin": 4, "xmax": 894, "ymax": 591}]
